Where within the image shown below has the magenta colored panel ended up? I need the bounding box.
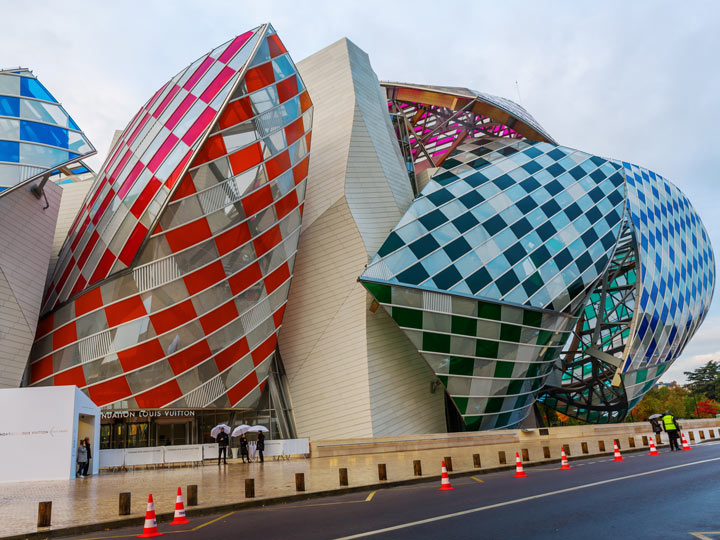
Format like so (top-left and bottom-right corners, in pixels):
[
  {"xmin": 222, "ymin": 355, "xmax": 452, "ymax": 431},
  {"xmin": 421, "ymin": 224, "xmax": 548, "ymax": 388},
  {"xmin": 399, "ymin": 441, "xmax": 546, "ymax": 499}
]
[
  {"xmin": 110, "ymin": 149, "xmax": 133, "ymax": 184},
  {"xmin": 148, "ymin": 134, "xmax": 179, "ymax": 173},
  {"xmin": 183, "ymin": 57, "xmax": 214, "ymax": 91},
  {"xmin": 165, "ymin": 94, "xmax": 196, "ymax": 131},
  {"xmin": 152, "ymin": 85, "xmax": 181, "ymax": 119},
  {"xmin": 118, "ymin": 161, "xmax": 145, "ymax": 199},
  {"xmin": 92, "ymin": 189, "xmax": 115, "ymax": 225},
  {"xmin": 126, "ymin": 113, "xmax": 150, "ymax": 147},
  {"xmin": 181, "ymin": 107, "xmax": 215, "ymax": 146},
  {"xmin": 218, "ymin": 31, "xmax": 253, "ymax": 63},
  {"xmin": 145, "ymin": 82, "xmax": 169, "ymax": 111},
  {"xmin": 200, "ymin": 66, "xmax": 234, "ymax": 104}
]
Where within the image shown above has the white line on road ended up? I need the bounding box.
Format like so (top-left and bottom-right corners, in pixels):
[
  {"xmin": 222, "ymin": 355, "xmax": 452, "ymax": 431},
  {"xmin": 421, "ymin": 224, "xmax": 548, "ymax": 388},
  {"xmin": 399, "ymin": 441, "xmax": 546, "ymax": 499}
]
[{"xmin": 335, "ymin": 456, "xmax": 720, "ymax": 539}]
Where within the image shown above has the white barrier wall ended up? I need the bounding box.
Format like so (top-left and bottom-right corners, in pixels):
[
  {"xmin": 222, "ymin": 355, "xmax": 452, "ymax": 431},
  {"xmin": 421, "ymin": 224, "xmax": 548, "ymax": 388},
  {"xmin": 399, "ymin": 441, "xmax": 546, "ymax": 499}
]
[
  {"xmin": 0, "ymin": 386, "xmax": 100, "ymax": 482},
  {"xmin": 97, "ymin": 439, "xmax": 310, "ymax": 467}
]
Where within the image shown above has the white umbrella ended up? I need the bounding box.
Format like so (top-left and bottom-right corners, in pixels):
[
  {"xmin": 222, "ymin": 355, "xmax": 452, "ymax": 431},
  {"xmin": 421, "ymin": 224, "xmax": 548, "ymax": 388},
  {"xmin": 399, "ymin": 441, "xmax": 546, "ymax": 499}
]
[
  {"xmin": 210, "ymin": 424, "xmax": 231, "ymax": 438},
  {"xmin": 247, "ymin": 425, "xmax": 269, "ymax": 433},
  {"xmin": 648, "ymin": 414, "xmax": 663, "ymax": 420},
  {"xmin": 231, "ymin": 424, "xmax": 252, "ymax": 437}
]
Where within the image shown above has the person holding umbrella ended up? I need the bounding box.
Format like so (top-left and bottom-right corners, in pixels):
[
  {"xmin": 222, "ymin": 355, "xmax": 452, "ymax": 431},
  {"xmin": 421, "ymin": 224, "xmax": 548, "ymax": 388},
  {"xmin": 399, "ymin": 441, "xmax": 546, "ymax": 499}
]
[
  {"xmin": 648, "ymin": 414, "xmax": 663, "ymax": 445},
  {"xmin": 256, "ymin": 430, "xmax": 265, "ymax": 463},
  {"xmin": 211, "ymin": 424, "xmax": 231, "ymax": 465},
  {"xmin": 247, "ymin": 425, "xmax": 269, "ymax": 463},
  {"xmin": 239, "ymin": 433, "xmax": 250, "ymax": 463}
]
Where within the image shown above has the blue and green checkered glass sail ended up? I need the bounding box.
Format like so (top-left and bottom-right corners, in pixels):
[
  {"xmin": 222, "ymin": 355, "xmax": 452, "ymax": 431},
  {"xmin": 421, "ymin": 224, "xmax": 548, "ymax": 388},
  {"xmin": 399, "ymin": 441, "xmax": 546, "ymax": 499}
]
[
  {"xmin": 360, "ymin": 135, "xmax": 714, "ymax": 429},
  {"xmin": 360, "ymin": 136, "xmax": 627, "ymax": 429}
]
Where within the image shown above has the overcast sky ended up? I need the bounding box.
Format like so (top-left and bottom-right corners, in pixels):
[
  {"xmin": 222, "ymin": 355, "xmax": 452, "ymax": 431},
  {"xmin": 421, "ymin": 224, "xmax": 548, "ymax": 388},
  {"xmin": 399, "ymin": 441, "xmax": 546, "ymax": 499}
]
[{"xmin": 2, "ymin": 0, "xmax": 718, "ymax": 383}]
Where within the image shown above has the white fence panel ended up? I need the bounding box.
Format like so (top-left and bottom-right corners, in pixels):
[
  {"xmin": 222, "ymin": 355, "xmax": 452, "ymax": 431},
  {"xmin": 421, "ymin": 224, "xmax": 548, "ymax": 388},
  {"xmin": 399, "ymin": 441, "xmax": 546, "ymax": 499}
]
[
  {"xmin": 125, "ymin": 446, "xmax": 164, "ymax": 466},
  {"xmin": 99, "ymin": 449, "xmax": 125, "ymax": 468},
  {"xmin": 202, "ymin": 443, "xmax": 219, "ymax": 459},
  {"xmin": 283, "ymin": 438, "xmax": 310, "ymax": 455},
  {"xmin": 164, "ymin": 444, "xmax": 203, "ymax": 463}
]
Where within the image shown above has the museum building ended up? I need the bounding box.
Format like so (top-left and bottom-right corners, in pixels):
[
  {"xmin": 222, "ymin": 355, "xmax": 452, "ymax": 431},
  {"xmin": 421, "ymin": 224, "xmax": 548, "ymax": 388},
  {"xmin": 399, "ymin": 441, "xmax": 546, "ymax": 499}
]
[{"xmin": 0, "ymin": 24, "xmax": 713, "ymax": 448}]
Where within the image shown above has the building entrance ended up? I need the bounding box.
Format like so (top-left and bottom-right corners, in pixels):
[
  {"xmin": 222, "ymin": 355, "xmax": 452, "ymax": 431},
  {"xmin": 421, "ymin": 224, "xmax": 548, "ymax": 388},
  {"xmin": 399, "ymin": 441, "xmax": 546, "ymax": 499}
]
[{"xmin": 155, "ymin": 420, "xmax": 190, "ymax": 446}]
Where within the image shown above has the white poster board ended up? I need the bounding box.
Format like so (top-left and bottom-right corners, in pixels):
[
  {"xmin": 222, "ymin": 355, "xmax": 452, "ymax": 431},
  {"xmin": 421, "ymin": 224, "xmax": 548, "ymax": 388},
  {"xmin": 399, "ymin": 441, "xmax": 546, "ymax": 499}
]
[{"xmin": 0, "ymin": 386, "xmax": 100, "ymax": 482}]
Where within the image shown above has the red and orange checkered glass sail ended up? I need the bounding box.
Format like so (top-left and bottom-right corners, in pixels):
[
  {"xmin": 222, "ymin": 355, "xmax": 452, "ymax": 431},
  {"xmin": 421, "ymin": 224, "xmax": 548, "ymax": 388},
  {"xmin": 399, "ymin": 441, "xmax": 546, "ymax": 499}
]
[{"xmin": 28, "ymin": 24, "xmax": 312, "ymax": 410}]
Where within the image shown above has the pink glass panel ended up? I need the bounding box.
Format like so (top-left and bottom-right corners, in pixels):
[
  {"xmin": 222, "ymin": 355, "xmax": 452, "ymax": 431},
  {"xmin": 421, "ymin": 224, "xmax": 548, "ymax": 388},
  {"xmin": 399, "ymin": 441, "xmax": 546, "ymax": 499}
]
[
  {"xmin": 126, "ymin": 113, "xmax": 150, "ymax": 147},
  {"xmin": 218, "ymin": 31, "xmax": 253, "ymax": 63},
  {"xmin": 118, "ymin": 161, "xmax": 145, "ymax": 199},
  {"xmin": 165, "ymin": 94, "xmax": 196, "ymax": 131},
  {"xmin": 181, "ymin": 107, "xmax": 215, "ymax": 146},
  {"xmin": 183, "ymin": 57, "xmax": 214, "ymax": 91},
  {"xmin": 200, "ymin": 66, "xmax": 234, "ymax": 104},
  {"xmin": 152, "ymin": 85, "xmax": 181, "ymax": 119},
  {"xmin": 147, "ymin": 134, "xmax": 179, "ymax": 173}
]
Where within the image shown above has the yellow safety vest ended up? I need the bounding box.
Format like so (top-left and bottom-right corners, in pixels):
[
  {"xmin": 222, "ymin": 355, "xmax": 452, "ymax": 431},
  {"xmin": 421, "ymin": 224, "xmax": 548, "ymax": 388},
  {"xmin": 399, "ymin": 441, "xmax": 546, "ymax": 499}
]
[{"xmin": 662, "ymin": 414, "xmax": 677, "ymax": 431}]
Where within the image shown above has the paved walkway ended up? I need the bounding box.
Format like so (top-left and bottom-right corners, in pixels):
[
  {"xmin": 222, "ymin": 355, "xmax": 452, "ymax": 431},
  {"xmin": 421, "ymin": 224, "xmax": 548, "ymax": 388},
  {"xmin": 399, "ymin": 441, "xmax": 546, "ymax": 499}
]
[{"xmin": 1, "ymin": 446, "xmax": 502, "ymax": 538}]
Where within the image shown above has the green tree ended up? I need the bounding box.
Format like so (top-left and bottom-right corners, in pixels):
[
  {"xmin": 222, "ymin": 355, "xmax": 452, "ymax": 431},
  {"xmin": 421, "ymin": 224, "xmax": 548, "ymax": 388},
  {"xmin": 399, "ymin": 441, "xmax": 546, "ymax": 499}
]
[{"xmin": 684, "ymin": 360, "xmax": 720, "ymax": 401}]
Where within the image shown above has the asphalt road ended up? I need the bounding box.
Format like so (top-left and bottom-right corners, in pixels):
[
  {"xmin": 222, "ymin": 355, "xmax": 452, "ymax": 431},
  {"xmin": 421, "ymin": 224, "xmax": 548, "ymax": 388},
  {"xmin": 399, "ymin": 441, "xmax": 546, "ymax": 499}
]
[{"xmin": 72, "ymin": 442, "xmax": 720, "ymax": 540}]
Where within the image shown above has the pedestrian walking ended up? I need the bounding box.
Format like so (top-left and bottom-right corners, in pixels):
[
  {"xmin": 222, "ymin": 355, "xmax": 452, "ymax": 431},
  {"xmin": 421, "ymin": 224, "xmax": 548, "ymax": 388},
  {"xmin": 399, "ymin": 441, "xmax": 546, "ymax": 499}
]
[
  {"xmin": 257, "ymin": 431, "xmax": 265, "ymax": 463},
  {"xmin": 240, "ymin": 433, "xmax": 250, "ymax": 463},
  {"xmin": 83, "ymin": 437, "xmax": 92, "ymax": 475},
  {"xmin": 217, "ymin": 428, "xmax": 230, "ymax": 465},
  {"xmin": 662, "ymin": 410, "xmax": 681, "ymax": 451},
  {"xmin": 76, "ymin": 440, "xmax": 88, "ymax": 477},
  {"xmin": 649, "ymin": 416, "xmax": 663, "ymax": 445}
]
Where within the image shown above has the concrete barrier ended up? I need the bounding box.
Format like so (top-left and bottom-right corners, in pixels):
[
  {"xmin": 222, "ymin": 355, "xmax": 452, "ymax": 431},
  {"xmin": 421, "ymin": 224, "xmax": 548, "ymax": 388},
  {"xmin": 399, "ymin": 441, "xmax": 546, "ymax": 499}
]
[{"xmin": 310, "ymin": 419, "xmax": 720, "ymax": 465}]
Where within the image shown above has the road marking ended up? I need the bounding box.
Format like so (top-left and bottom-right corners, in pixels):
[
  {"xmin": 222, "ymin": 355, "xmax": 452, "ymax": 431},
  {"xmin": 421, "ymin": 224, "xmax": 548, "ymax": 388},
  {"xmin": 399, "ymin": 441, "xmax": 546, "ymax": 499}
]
[
  {"xmin": 191, "ymin": 511, "xmax": 235, "ymax": 530},
  {"xmin": 365, "ymin": 491, "xmax": 377, "ymax": 502},
  {"xmin": 689, "ymin": 533, "xmax": 720, "ymax": 539},
  {"xmin": 471, "ymin": 476, "xmax": 483, "ymax": 484},
  {"xmin": 336, "ymin": 456, "xmax": 720, "ymax": 539}
]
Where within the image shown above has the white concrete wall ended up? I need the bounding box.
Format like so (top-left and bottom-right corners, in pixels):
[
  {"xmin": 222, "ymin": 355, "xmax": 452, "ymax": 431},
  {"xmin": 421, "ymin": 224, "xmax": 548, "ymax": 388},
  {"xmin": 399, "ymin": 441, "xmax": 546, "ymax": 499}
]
[
  {"xmin": 0, "ymin": 182, "xmax": 61, "ymax": 388},
  {"xmin": 279, "ymin": 38, "xmax": 446, "ymax": 440},
  {"xmin": 0, "ymin": 386, "xmax": 100, "ymax": 481}
]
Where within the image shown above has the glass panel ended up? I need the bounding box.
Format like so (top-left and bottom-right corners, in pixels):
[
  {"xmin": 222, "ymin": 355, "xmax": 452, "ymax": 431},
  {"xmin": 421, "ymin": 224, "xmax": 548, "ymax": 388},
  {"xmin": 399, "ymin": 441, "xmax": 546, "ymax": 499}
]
[
  {"xmin": 0, "ymin": 118, "xmax": 19, "ymax": 140},
  {"xmin": 18, "ymin": 143, "xmax": 67, "ymax": 167},
  {"xmin": 0, "ymin": 74, "xmax": 20, "ymax": 96},
  {"xmin": 19, "ymin": 99, "xmax": 67, "ymax": 126}
]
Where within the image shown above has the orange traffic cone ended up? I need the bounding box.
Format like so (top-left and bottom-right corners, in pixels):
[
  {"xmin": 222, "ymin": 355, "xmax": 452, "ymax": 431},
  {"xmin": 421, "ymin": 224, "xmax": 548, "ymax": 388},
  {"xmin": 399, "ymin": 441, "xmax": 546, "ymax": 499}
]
[
  {"xmin": 648, "ymin": 436, "xmax": 660, "ymax": 456},
  {"xmin": 437, "ymin": 460, "xmax": 454, "ymax": 491},
  {"xmin": 514, "ymin": 452, "xmax": 528, "ymax": 478},
  {"xmin": 560, "ymin": 447, "xmax": 572, "ymax": 470},
  {"xmin": 137, "ymin": 494, "xmax": 163, "ymax": 537},
  {"xmin": 681, "ymin": 433, "xmax": 692, "ymax": 451},
  {"xmin": 170, "ymin": 487, "xmax": 190, "ymax": 525},
  {"xmin": 612, "ymin": 441, "xmax": 624, "ymax": 462}
]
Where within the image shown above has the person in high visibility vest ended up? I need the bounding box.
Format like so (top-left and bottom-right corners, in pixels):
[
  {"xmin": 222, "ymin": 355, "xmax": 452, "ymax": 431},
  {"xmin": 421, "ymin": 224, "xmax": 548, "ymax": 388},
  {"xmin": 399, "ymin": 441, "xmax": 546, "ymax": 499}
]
[{"xmin": 662, "ymin": 410, "xmax": 681, "ymax": 451}]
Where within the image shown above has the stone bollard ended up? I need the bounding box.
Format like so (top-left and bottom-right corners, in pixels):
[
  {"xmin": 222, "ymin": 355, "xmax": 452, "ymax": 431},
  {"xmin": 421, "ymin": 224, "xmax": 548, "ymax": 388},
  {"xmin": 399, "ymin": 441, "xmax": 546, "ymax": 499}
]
[
  {"xmin": 119, "ymin": 492, "xmax": 131, "ymax": 516},
  {"xmin": 378, "ymin": 463, "xmax": 387, "ymax": 481},
  {"xmin": 38, "ymin": 502, "xmax": 52, "ymax": 527},
  {"xmin": 187, "ymin": 485, "xmax": 198, "ymax": 506},
  {"xmin": 245, "ymin": 478, "xmax": 255, "ymax": 498},
  {"xmin": 295, "ymin": 473, "xmax": 305, "ymax": 492},
  {"xmin": 339, "ymin": 468, "xmax": 348, "ymax": 486},
  {"xmin": 444, "ymin": 456, "xmax": 453, "ymax": 472},
  {"xmin": 473, "ymin": 454, "xmax": 481, "ymax": 468},
  {"xmin": 413, "ymin": 460, "xmax": 422, "ymax": 476}
]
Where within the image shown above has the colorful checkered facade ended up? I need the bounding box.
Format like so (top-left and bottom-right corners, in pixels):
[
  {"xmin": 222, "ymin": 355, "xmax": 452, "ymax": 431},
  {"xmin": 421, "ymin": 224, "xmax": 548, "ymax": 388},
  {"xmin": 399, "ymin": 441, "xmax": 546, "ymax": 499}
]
[
  {"xmin": 0, "ymin": 68, "xmax": 95, "ymax": 192},
  {"xmin": 620, "ymin": 163, "xmax": 714, "ymax": 405},
  {"xmin": 361, "ymin": 134, "xmax": 714, "ymax": 429},
  {"xmin": 28, "ymin": 24, "xmax": 312, "ymax": 410}
]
